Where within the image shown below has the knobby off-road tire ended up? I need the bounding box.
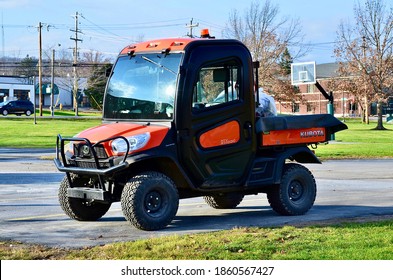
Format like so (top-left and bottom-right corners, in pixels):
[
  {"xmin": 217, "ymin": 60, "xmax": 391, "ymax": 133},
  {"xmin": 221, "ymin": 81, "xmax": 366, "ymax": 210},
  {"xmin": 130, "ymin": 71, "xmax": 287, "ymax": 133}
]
[
  {"xmin": 267, "ymin": 163, "xmax": 316, "ymax": 216},
  {"xmin": 121, "ymin": 172, "xmax": 179, "ymax": 231},
  {"xmin": 204, "ymin": 193, "xmax": 245, "ymax": 209},
  {"xmin": 58, "ymin": 175, "xmax": 111, "ymax": 221}
]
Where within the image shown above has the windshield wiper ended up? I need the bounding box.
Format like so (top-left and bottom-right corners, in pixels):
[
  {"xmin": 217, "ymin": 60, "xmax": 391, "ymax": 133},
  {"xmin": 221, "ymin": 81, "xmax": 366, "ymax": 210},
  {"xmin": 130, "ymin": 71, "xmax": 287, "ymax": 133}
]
[{"xmin": 141, "ymin": 56, "xmax": 177, "ymax": 75}]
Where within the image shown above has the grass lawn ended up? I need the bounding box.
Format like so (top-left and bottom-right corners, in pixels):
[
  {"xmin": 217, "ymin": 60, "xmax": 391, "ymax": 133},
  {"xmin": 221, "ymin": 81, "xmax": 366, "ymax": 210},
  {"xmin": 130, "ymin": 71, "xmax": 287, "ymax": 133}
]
[
  {"xmin": 312, "ymin": 118, "xmax": 393, "ymax": 159},
  {"xmin": 1, "ymin": 219, "xmax": 392, "ymax": 260},
  {"xmin": 0, "ymin": 117, "xmax": 101, "ymax": 148}
]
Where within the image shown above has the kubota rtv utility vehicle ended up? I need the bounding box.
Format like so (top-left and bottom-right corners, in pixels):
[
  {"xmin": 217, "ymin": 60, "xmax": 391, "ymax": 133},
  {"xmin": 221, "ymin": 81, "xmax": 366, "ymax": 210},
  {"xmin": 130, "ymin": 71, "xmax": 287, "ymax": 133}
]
[{"xmin": 55, "ymin": 33, "xmax": 347, "ymax": 231}]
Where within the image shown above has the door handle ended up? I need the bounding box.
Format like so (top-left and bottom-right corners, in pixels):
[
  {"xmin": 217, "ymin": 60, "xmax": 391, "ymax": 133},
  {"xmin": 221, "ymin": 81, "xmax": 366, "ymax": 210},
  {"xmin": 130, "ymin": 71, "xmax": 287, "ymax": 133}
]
[{"xmin": 243, "ymin": 122, "xmax": 252, "ymax": 141}]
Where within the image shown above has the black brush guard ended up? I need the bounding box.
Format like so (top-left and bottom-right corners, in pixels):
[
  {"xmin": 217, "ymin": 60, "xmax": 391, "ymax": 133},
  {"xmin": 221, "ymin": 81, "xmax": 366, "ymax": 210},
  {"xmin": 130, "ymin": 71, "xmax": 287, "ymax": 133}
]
[
  {"xmin": 54, "ymin": 134, "xmax": 130, "ymax": 176},
  {"xmin": 54, "ymin": 135, "xmax": 131, "ymax": 201}
]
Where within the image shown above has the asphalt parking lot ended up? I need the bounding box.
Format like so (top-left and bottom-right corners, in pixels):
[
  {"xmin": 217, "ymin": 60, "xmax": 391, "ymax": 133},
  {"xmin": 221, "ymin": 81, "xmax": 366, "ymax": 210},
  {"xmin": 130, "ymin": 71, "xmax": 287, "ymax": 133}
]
[{"xmin": 0, "ymin": 148, "xmax": 392, "ymax": 248}]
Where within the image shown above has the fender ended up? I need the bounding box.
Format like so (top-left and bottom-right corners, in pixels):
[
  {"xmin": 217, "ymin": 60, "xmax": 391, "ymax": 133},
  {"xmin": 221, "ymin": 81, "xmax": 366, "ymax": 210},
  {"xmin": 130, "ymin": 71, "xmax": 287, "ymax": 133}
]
[
  {"xmin": 122, "ymin": 146, "xmax": 197, "ymax": 192},
  {"xmin": 243, "ymin": 145, "xmax": 320, "ymax": 189},
  {"xmin": 272, "ymin": 146, "xmax": 320, "ymax": 184}
]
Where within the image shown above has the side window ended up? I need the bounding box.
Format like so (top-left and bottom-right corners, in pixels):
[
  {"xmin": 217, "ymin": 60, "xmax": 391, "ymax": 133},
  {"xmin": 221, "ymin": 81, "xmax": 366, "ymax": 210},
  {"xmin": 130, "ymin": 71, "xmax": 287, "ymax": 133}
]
[{"xmin": 192, "ymin": 60, "xmax": 241, "ymax": 111}]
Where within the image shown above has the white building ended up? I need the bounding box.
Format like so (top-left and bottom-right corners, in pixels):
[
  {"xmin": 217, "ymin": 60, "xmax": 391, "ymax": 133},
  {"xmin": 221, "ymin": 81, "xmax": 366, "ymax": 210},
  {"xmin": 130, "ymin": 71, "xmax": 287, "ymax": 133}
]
[
  {"xmin": 0, "ymin": 82, "xmax": 34, "ymax": 102},
  {"xmin": 0, "ymin": 76, "xmax": 87, "ymax": 108}
]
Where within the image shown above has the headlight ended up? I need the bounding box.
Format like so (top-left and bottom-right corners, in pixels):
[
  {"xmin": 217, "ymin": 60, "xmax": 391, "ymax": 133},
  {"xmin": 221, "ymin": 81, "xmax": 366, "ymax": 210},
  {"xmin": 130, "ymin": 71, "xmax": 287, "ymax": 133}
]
[
  {"xmin": 64, "ymin": 142, "xmax": 73, "ymax": 153},
  {"xmin": 64, "ymin": 141, "xmax": 75, "ymax": 156},
  {"xmin": 111, "ymin": 133, "xmax": 150, "ymax": 154},
  {"xmin": 62, "ymin": 133, "xmax": 81, "ymax": 157}
]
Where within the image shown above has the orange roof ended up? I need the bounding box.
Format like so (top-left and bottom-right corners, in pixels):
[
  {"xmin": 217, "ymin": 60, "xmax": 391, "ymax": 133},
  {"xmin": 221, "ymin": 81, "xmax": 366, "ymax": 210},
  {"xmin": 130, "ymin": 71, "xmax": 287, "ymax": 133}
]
[{"xmin": 119, "ymin": 38, "xmax": 198, "ymax": 55}]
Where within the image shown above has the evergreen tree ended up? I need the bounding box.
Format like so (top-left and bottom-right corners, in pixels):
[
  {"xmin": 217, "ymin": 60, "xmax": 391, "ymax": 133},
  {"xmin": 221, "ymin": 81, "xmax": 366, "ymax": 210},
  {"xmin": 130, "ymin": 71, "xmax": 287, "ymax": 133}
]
[
  {"xmin": 279, "ymin": 48, "xmax": 293, "ymax": 75},
  {"xmin": 84, "ymin": 63, "xmax": 112, "ymax": 110},
  {"xmin": 13, "ymin": 55, "xmax": 38, "ymax": 80}
]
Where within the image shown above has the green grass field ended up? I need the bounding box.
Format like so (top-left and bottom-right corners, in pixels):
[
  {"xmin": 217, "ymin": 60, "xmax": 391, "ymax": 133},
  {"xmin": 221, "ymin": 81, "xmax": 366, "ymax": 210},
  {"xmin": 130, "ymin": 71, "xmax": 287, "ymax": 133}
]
[
  {"xmin": 314, "ymin": 118, "xmax": 393, "ymax": 159},
  {"xmin": 0, "ymin": 117, "xmax": 101, "ymax": 148}
]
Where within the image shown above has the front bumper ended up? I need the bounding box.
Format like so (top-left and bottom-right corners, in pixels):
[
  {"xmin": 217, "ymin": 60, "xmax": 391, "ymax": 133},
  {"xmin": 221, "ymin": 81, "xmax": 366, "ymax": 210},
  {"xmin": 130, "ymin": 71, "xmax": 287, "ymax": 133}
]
[
  {"xmin": 54, "ymin": 157, "xmax": 129, "ymax": 175},
  {"xmin": 54, "ymin": 134, "xmax": 130, "ymax": 176}
]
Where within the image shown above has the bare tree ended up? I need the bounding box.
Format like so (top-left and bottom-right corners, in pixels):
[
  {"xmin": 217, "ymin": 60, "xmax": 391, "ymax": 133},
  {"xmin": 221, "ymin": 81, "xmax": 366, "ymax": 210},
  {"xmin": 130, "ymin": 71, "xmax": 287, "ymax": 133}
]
[
  {"xmin": 34, "ymin": 46, "xmax": 112, "ymax": 110},
  {"xmin": 223, "ymin": 0, "xmax": 306, "ymax": 102},
  {"xmin": 39, "ymin": 47, "xmax": 74, "ymax": 108},
  {"xmin": 335, "ymin": 0, "xmax": 393, "ymax": 129}
]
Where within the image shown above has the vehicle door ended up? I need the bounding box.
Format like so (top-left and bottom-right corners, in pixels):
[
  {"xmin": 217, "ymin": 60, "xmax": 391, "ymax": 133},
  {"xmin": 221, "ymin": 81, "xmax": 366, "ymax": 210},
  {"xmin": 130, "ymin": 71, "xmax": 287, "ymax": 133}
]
[
  {"xmin": 176, "ymin": 41, "xmax": 256, "ymax": 188},
  {"xmin": 15, "ymin": 101, "xmax": 24, "ymax": 114},
  {"xmin": 8, "ymin": 101, "xmax": 17, "ymax": 114}
]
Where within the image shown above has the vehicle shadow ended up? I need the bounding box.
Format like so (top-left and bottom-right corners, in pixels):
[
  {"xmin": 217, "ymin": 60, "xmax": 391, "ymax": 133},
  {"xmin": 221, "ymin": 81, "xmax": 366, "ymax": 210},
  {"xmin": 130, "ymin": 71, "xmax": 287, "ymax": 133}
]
[
  {"xmin": 164, "ymin": 204, "xmax": 393, "ymax": 232},
  {"xmin": 2, "ymin": 204, "xmax": 392, "ymax": 248},
  {"xmin": 4, "ymin": 204, "xmax": 393, "ymax": 229}
]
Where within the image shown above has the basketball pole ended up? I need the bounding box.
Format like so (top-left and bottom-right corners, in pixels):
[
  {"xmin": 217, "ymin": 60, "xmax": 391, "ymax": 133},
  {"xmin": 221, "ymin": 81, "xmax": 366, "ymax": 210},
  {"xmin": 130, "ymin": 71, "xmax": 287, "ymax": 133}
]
[{"xmin": 315, "ymin": 81, "xmax": 335, "ymax": 140}]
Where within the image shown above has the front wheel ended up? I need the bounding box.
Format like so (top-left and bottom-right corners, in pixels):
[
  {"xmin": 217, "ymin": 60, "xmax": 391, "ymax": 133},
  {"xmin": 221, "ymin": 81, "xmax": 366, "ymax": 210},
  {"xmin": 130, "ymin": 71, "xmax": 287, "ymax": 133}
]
[
  {"xmin": 2, "ymin": 109, "xmax": 8, "ymax": 116},
  {"xmin": 121, "ymin": 172, "xmax": 179, "ymax": 231},
  {"xmin": 58, "ymin": 175, "xmax": 111, "ymax": 221},
  {"xmin": 267, "ymin": 163, "xmax": 316, "ymax": 216}
]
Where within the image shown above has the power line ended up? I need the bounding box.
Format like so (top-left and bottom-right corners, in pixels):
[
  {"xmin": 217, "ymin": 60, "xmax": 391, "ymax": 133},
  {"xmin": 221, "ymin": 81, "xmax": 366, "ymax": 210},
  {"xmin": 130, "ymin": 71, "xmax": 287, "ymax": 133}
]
[{"xmin": 79, "ymin": 14, "xmax": 122, "ymax": 39}]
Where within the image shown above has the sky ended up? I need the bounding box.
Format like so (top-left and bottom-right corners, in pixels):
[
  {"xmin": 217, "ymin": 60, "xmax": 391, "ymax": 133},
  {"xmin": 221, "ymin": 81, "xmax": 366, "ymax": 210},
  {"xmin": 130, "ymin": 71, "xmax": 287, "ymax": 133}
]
[{"xmin": 0, "ymin": 0, "xmax": 357, "ymax": 64}]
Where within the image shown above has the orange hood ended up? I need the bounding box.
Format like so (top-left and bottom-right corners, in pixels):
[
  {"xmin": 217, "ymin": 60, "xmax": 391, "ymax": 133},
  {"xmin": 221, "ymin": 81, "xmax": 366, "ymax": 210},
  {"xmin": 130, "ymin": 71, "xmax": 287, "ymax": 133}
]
[{"xmin": 77, "ymin": 122, "xmax": 169, "ymax": 156}]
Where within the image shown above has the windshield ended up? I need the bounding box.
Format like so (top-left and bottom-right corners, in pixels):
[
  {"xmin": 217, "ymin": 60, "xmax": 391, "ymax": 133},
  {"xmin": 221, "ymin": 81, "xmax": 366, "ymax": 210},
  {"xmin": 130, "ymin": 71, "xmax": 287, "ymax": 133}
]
[{"xmin": 103, "ymin": 52, "xmax": 182, "ymax": 120}]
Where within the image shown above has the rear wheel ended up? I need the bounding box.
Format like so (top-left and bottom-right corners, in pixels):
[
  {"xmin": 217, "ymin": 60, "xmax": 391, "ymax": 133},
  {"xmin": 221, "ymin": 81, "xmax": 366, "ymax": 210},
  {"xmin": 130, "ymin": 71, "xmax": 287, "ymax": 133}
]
[
  {"xmin": 204, "ymin": 193, "xmax": 244, "ymax": 209},
  {"xmin": 267, "ymin": 163, "xmax": 316, "ymax": 215},
  {"xmin": 58, "ymin": 175, "xmax": 111, "ymax": 221},
  {"xmin": 121, "ymin": 172, "xmax": 179, "ymax": 231},
  {"xmin": 25, "ymin": 110, "xmax": 32, "ymax": 116}
]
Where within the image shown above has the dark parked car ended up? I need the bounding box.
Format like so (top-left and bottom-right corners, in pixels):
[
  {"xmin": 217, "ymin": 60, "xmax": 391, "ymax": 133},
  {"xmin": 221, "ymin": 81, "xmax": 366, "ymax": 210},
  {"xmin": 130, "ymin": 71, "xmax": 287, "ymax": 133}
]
[{"xmin": 0, "ymin": 100, "xmax": 35, "ymax": 116}]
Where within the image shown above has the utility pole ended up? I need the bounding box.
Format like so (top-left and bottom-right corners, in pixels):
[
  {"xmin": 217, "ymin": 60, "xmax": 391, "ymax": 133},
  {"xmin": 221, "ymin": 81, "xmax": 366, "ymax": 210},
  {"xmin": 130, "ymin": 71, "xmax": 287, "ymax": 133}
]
[
  {"xmin": 36, "ymin": 22, "xmax": 50, "ymax": 117},
  {"xmin": 37, "ymin": 22, "xmax": 43, "ymax": 116},
  {"xmin": 50, "ymin": 49, "xmax": 55, "ymax": 117},
  {"xmin": 70, "ymin": 12, "xmax": 82, "ymax": 116},
  {"xmin": 186, "ymin": 18, "xmax": 199, "ymax": 38}
]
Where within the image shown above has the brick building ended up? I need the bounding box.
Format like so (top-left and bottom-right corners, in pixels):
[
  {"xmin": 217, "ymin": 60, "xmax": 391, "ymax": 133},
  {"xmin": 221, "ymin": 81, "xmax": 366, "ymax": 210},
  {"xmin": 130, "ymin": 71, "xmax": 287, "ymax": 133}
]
[{"xmin": 276, "ymin": 63, "xmax": 356, "ymax": 117}]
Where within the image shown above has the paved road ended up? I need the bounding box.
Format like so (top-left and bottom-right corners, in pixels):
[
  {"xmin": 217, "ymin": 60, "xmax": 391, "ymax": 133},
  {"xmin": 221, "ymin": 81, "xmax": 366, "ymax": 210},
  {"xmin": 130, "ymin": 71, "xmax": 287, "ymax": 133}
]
[{"xmin": 0, "ymin": 148, "xmax": 392, "ymax": 248}]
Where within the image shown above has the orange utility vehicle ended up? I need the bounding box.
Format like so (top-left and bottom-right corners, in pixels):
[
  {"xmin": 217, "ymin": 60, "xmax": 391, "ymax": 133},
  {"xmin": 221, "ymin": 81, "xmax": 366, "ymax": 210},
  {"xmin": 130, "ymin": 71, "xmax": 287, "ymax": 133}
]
[{"xmin": 54, "ymin": 32, "xmax": 347, "ymax": 230}]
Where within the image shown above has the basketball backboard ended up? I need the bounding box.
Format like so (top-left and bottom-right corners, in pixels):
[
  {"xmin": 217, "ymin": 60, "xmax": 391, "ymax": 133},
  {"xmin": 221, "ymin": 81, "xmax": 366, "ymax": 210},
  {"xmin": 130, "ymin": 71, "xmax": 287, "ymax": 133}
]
[{"xmin": 291, "ymin": 61, "xmax": 316, "ymax": 85}]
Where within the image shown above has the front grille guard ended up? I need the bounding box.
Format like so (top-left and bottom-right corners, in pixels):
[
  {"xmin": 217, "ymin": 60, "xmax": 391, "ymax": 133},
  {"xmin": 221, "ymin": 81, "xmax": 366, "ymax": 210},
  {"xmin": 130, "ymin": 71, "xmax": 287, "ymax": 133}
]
[{"xmin": 54, "ymin": 134, "xmax": 130, "ymax": 176}]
